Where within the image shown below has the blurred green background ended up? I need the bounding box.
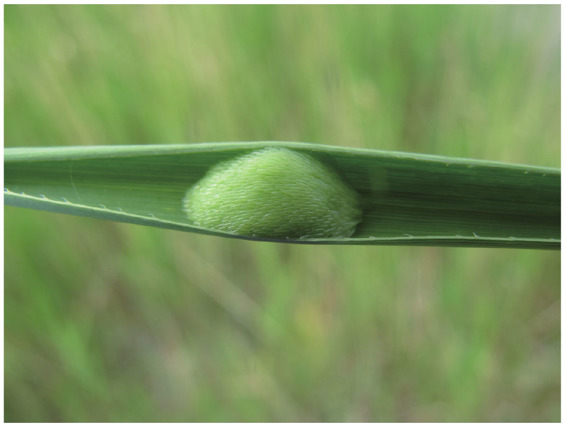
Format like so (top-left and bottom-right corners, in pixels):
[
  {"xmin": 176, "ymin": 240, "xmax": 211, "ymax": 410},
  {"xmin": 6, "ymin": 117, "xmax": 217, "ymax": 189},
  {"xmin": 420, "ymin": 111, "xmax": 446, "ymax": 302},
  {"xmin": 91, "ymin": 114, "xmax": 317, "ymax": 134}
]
[{"xmin": 4, "ymin": 5, "xmax": 560, "ymax": 422}]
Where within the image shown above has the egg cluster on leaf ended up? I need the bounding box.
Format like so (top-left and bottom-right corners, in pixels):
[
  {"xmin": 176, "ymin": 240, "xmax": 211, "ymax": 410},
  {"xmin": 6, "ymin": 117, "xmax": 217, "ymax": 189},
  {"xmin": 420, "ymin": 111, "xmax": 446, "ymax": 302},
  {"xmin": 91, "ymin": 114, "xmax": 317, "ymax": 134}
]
[{"xmin": 183, "ymin": 148, "xmax": 361, "ymax": 239}]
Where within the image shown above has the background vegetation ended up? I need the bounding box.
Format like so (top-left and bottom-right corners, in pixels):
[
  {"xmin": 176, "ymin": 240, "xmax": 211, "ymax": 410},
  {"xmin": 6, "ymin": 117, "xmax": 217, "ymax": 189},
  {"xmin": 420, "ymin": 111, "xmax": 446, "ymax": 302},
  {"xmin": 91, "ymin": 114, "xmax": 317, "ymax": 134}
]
[{"xmin": 4, "ymin": 5, "xmax": 560, "ymax": 422}]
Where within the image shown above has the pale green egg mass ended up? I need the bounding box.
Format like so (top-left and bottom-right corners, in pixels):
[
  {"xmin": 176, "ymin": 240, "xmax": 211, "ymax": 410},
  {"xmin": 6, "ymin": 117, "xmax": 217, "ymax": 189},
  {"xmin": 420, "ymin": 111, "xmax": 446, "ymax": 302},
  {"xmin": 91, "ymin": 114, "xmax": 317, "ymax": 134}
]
[{"xmin": 183, "ymin": 148, "xmax": 362, "ymax": 239}]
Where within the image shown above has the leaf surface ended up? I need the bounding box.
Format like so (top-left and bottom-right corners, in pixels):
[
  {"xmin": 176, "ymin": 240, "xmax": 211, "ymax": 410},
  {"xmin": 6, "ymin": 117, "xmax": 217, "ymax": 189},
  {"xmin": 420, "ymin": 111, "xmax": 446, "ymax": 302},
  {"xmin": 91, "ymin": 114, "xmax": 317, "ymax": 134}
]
[{"xmin": 4, "ymin": 142, "xmax": 560, "ymax": 249}]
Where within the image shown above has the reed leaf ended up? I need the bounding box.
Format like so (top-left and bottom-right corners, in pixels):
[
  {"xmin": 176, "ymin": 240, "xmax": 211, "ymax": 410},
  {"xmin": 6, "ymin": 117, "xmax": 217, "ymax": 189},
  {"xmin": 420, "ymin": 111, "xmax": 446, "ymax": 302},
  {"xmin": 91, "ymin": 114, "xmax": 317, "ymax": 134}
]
[{"xmin": 4, "ymin": 142, "xmax": 560, "ymax": 249}]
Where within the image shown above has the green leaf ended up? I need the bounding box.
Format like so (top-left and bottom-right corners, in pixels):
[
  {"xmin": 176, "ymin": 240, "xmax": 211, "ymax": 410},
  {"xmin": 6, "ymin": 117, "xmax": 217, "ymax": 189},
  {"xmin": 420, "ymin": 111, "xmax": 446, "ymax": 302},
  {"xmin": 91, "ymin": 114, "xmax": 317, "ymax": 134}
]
[{"xmin": 4, "ymin": 142, "xmax": 560, "ymax": 249}]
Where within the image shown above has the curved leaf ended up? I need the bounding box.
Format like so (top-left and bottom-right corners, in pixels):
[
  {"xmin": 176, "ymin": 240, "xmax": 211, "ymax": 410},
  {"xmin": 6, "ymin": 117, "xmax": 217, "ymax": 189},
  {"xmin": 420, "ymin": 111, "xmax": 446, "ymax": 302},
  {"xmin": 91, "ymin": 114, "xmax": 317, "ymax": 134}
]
[{"xmin": 4, "ymin": 142, "xmax": 560, "ymax": 249}]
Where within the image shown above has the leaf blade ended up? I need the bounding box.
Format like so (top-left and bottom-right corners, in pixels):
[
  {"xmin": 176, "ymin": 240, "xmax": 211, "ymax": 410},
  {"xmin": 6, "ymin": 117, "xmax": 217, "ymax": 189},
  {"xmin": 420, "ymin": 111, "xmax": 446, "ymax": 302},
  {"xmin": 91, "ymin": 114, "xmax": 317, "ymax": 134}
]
[{"xmin": 5, "ymin": 142, "xmax": 560, "ymax": 249}]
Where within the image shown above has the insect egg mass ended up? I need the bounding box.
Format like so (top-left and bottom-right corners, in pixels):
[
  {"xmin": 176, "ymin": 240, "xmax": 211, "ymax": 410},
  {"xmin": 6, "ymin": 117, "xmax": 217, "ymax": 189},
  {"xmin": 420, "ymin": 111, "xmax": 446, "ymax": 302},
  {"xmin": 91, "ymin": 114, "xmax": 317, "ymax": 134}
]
[{"xmin": 182, "ymin": 148, "xmax": 362, "ymax": 239}]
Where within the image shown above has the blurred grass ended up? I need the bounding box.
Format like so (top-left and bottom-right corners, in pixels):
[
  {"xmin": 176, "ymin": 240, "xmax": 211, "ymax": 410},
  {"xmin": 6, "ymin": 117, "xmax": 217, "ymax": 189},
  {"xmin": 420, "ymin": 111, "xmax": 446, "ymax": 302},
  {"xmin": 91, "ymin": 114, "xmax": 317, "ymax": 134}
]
[{"xmin": 4, "ymin": 4, "xmax": 560, "ymax": 422}]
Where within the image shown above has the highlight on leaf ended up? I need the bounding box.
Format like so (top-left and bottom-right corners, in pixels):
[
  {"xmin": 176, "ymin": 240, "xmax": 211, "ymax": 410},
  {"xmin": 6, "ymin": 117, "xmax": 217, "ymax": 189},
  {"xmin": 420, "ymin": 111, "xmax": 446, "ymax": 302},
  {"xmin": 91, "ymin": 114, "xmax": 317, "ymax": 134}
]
[{"xmin": 182, "ymin": 148, "xmax": 362, "ymax": 239}]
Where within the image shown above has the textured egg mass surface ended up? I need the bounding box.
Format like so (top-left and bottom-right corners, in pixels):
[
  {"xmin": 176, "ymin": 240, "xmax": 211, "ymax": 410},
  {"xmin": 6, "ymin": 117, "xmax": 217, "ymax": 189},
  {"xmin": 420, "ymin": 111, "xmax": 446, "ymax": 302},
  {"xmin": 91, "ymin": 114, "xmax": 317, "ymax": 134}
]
[{"xmin": 183, "ymin": 148, "xmax": 361, "ymax": 239}]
